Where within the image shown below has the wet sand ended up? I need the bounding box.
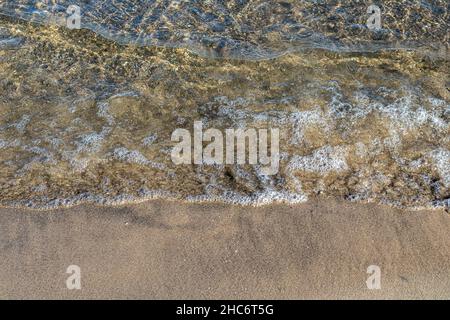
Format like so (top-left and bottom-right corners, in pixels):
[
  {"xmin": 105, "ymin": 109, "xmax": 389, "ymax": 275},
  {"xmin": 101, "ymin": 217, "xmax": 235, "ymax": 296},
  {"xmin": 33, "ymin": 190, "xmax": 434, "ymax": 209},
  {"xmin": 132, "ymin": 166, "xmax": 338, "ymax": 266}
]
[{"xmin": 0, "ymin": 198, "xmax": 449, "ymax": 299}]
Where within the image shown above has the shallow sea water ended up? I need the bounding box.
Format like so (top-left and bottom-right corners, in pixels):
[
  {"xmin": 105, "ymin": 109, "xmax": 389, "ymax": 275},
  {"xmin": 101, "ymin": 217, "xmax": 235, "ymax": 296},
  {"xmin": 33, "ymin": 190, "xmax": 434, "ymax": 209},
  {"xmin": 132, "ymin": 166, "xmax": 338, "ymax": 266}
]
[{"xmin": 0, "ymin": 1, "xmax": 448, "ymax": 210}]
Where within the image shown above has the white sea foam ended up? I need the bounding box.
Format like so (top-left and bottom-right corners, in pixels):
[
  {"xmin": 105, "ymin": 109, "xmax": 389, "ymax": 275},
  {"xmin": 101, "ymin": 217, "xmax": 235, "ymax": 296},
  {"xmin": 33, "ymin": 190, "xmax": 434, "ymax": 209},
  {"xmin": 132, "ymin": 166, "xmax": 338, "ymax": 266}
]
[
  {"xmin": 97, "ymin": 101, "xmax": 115, "ymax": 125},
  {"xmin": 289, "ymin": 108, "xmax": 329, "ymax": 145},
  {"xmin": 76, "ymin": 132, "xmax": 106, "ymax": 153},
  {"xmin": 0, "ymin": 138, "xmax": 20, "ymax": 149},
  {"xmin": 109, "ymin": 147, "xmax": 165, "ymax": 170},
  {"xmin": 378, "ymin": 93, "xmax": 448, "ymax": 133},
  {"xmin": 288, "ymin": 145, "xmax": 349, "ymax": 173},
  {"xmin": 11, "ymin": 115, "xmax": 31, "ymax": 133},
  {"xmin": 142, "ymin": 133, "xmax": 158, "ymax": 146},
  {"xmin": 0, "ymin": 37, "xmax": 23, "ymax": 49},
  {"xmin": 109, "ymin": 91, "xmax": 140, "ymax": 99}
]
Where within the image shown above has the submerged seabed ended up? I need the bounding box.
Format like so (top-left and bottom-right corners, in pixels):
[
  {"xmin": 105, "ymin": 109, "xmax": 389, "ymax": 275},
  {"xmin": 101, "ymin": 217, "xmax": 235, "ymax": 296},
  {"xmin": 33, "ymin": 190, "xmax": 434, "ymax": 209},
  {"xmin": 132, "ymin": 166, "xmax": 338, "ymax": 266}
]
[
  {"xmin": 0, "ymin": 0, "xmax": 449, "ymax": 59},
  {"xmin": 0, "ymin": 1, "xmax": 448, "ymax": 210}
]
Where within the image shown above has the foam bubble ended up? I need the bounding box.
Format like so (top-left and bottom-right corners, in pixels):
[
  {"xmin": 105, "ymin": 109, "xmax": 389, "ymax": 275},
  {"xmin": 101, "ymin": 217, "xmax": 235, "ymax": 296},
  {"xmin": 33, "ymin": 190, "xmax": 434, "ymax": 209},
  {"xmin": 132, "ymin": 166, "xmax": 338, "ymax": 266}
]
[
  {"xmin": 76, "ymin": 132, "xmax": 105, "ymax": 153},
  {"xmin": 186, "ymin": 189, "xmax": 307, "ymax": 207},
  {"xmin": 0, "ymin": 139, "xmax": 7, "ymax": 149},
  {"xmin": 142, "ymin": 133, "xmax": 158, "ymax": 146},
  {"xmin": 428, "ymin": 148, "xmax": 450, "ymax": 188},
  {"xmin": 288, "ymin": 145, "xmax": 349, "ymax": 173},
  {"xmin": 11, "ymin": 115, "xmax": 31, "ymax": 133},
  {"xmin": 97, "ymin": 101, "xmax": 115, "ymax": 125}
]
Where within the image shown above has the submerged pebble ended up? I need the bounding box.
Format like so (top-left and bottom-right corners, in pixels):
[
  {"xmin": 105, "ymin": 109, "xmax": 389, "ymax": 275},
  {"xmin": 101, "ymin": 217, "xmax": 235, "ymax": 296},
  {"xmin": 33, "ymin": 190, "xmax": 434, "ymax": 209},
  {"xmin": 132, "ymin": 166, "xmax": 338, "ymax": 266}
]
[{"xmin": 0, "ymin": 1, "xmax": 448, "ymax": 210}]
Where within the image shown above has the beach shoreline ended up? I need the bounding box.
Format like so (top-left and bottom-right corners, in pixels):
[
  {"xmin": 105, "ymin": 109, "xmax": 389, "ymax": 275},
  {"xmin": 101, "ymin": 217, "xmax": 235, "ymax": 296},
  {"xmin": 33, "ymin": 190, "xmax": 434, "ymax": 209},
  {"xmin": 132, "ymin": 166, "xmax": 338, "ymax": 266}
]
[{"xmin": 1, "ymin": 198, "xmax": 449, "ymax": 299}]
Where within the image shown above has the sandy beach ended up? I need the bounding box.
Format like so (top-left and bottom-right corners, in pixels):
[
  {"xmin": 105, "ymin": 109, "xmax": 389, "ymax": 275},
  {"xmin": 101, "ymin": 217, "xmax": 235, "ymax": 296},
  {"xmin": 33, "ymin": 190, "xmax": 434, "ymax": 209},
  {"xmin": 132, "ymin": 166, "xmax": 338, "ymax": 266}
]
[{"xmin": 0, "ymin": 198, "xmax": 449, "ymax": 299}]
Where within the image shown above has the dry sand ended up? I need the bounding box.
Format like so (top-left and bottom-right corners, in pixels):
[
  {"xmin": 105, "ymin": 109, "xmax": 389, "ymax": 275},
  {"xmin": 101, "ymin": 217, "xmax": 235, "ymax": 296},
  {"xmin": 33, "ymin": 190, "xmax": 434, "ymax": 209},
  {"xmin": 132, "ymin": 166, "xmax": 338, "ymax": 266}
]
[{"xmin": 0, "ymin": 198, "xmax": 449, "ymax": 299}]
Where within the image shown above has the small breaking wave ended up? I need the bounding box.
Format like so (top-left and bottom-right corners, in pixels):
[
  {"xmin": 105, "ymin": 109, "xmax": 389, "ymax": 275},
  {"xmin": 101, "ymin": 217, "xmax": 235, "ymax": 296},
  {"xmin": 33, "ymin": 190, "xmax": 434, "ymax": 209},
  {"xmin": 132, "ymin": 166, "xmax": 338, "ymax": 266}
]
[{"xmin": 0, "ymin": 0, "xmax": 448, "ymax": 60}]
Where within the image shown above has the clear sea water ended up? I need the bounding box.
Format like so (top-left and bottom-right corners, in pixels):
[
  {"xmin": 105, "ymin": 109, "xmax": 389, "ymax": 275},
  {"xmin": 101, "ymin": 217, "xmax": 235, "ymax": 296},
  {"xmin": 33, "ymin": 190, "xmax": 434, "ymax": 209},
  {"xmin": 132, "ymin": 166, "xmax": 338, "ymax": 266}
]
[{"xmin": 0, "ymin": 0, "xmax": 448, "ymax": 209}]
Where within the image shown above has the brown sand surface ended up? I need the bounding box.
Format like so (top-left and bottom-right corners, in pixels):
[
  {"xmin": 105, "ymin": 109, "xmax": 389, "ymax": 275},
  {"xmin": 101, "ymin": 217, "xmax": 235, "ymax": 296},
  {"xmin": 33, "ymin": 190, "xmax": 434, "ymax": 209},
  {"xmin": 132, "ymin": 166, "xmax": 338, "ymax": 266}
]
[{"xmin": 0, "ymin": 198, "xmax": 449, "ymax": 299}]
